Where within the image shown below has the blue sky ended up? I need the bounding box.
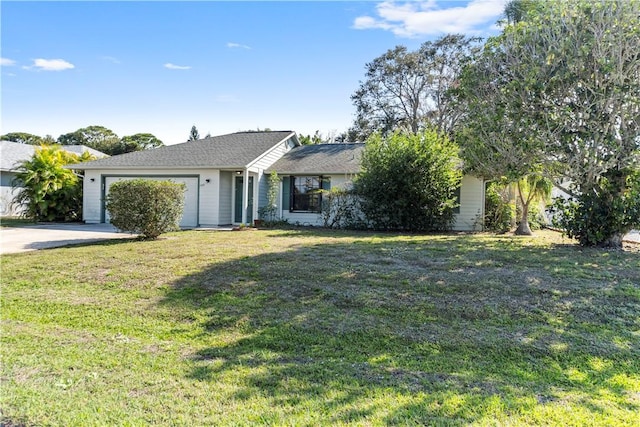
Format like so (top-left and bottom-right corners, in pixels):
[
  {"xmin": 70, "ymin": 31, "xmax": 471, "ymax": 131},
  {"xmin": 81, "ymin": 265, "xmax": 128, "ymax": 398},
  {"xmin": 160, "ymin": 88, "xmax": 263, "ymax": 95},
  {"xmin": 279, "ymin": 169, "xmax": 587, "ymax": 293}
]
[{"xmin": 1, "ymin": 1, "xmax": 505, "ymax": 145}]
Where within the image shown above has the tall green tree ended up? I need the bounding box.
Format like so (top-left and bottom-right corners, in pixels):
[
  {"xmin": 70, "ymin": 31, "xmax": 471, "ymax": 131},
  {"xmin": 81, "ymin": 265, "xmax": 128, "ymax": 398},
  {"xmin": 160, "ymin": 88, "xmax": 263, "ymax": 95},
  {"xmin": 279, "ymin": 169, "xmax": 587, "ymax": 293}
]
[
  {"xmin": 1, "ymin": 132, "xmax": 47, "ymax": 145},
  {"xmin": 188, "ymin": 125, "xmax": 200, "ymax": 141},
  {"xmin": 117, "ymin": 133, "xmax": 164, "ymax": 154},
  {"xmin": 57, "ymin": 126, "xmax": 121, "ymax": 155},
  {"xmin": 457, "ymin": 0, "xmax": 640, "ymax": 246},
  {"xmin": 350, "ymin": 34, "xmax": 481, "ymax": 141},
  {"xmin": 456, "ymin": 30, "xmax": 551, "ymax": 235},
  {"xmin": 355, "ymin": 130, "xmax": 461, "ymax": 231},
  {"xmin": 12, "ymin": 146, "xmax": 95, "ymax": 221}
]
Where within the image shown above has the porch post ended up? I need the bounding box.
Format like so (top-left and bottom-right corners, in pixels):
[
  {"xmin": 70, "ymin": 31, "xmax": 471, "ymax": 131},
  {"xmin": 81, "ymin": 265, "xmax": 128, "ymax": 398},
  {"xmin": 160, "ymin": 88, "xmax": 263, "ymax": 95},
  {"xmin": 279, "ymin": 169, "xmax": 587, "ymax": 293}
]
[{"xmin": 242, "ymin": 169, "xmax": 249, "ymax": 224}]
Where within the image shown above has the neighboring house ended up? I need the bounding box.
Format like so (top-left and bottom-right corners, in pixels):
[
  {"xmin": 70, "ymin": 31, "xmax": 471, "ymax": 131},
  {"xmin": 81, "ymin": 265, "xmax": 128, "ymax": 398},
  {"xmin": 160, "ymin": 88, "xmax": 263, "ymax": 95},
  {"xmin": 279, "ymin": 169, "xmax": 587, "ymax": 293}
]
[
  {"xmin": 74, "ymin": 131, "xmax": 485, "ymax": 231},
  {"xmin": 0, "ymin": 141, "xmax": 106, "ymax": 216}
]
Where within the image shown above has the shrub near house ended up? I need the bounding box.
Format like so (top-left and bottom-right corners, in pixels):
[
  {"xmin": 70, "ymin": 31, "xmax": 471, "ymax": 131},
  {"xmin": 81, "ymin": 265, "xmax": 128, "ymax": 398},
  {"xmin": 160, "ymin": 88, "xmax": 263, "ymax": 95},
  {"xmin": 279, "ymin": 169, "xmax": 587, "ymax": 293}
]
[
  {"xmin": 106, "ymin": 179, "xmax": 185, "ymax": 239},
  {"xmin": 355, "ymin": 130, "xmax": 462, "ymax": 231}
]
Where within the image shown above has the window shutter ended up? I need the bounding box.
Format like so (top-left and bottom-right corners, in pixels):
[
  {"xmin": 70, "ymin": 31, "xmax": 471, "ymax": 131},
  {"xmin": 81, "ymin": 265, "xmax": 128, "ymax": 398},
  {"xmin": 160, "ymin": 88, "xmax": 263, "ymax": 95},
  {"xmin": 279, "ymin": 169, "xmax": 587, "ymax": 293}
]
[
  {"xmin": 282, "ymin": 176, "xmax": 290, "ymax": 211},
  {"xmin": 321, "ymin": 176, "xmax": 331, "ymax": 191},
  {"xmin": 453, "ymin": 186, "xmax": 461, "ymax": 214}
]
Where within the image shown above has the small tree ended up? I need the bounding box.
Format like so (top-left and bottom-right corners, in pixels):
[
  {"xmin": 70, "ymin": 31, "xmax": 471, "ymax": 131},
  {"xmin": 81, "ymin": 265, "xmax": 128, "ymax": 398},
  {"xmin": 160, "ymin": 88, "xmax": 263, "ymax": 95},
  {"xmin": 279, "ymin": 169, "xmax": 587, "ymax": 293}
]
[
  {"xmin": 106, "ymin": 179, "xmax": 186, "ymax": 239},
  {"xmin": 12, "ymin": 145, "xmax": 94, "ymax": 221},
  {"xmin": 258, "ymin": 171, "xmax": 280, "ymax": 222},
  {"xmin": 355, "ymin": 130, "xmax": 461, "ymax": 231},
  {"xmin": 188, "ymin": 126, "xmax": 200, "ymax": 141}
]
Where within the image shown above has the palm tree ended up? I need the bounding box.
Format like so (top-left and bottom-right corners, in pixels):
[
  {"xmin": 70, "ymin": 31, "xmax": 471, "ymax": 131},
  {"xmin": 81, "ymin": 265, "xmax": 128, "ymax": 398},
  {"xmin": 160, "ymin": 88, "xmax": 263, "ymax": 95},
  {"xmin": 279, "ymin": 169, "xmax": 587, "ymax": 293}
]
[{"xmin": 515, "ymin": 174, "xmax": 553, "ymax": 235}]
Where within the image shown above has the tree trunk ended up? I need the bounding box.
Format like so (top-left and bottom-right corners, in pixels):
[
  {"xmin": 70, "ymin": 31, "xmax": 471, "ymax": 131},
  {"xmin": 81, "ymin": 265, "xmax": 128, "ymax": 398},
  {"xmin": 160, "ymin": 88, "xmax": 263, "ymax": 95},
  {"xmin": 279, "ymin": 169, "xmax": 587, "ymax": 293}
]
[
  {"xmin": 599, "ymin": 232, "xmax": 623, "ymax": 249},
  {"xmin": 515, "ymin": 201, "xmax": 533, "ymax": 235}
]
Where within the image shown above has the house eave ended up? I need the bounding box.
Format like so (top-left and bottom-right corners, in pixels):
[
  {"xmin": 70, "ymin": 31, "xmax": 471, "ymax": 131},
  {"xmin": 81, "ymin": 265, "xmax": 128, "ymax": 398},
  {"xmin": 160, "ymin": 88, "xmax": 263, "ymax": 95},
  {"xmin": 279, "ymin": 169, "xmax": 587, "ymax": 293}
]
[
  {"xmin": 268, "ymin": 170, "xmax": 361, "ymax": 175},
  {"xmin": 66, "ymin": 164, "xmax": 252, "ymax": 171}
]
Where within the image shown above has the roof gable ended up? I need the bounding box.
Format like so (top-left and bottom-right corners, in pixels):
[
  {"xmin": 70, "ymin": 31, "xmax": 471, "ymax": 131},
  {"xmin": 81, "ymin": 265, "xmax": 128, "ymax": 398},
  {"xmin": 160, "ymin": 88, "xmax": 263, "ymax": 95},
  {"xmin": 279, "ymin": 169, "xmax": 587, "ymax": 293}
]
[
  {"xmin": 73, "ymin": 131, "xmax": 295, "ymax": 170},
  {"xmin": 268, "ymin": 143, "xmax": 364, "ymax": 175}
]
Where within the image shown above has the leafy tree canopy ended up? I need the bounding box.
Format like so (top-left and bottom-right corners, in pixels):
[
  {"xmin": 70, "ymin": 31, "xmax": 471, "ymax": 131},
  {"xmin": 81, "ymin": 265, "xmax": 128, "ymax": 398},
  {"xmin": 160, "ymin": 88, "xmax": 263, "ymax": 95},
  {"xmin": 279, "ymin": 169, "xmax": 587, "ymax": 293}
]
[
  {"xmin": 57, "ymin": 126, "xmax": 163, "ymax": 155},
  {"xmin": 57, "ymin": 125, "xmax": 121, "ymax": 155},
  {"xmin": 298, "ymin": 131, "xmax": 325, "ymax": 145},
  {"xmin": 117, "ymin": 133, "xmax": 164, "ymax": 155},
  {"xmin": 457, "ymin": 0, "xmax": 640, "ymax": 246},
  {"xmin": 1, "ymin": 132, "xmax": 49, "ymax": 145},
  {"xmin": 12, "ymin": 145, "xmax": 95, "ymax": 221},
  {"xmin": 350, "ymin": 34, "xmax": 481, "ymax": 141}
]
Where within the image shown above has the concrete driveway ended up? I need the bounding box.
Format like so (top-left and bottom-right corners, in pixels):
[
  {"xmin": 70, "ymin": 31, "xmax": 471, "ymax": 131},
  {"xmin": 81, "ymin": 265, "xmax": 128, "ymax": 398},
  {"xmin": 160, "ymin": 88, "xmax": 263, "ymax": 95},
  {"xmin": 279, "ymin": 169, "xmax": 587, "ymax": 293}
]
[
  {"xmin": 1, "ymin": 223, "xmax": 136, "ymax": 254},
  {"xmin": 626, "ymin": 230, "xmax": 639, "ymax": 244}
]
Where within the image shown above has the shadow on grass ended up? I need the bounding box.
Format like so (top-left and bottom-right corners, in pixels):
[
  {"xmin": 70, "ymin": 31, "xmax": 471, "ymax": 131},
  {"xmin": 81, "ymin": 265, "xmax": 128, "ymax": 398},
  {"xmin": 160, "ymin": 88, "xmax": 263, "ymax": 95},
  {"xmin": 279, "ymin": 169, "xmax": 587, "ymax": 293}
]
[{"xmin": 160, "ymin": 231, "xmax": 640, "ymax": 424}]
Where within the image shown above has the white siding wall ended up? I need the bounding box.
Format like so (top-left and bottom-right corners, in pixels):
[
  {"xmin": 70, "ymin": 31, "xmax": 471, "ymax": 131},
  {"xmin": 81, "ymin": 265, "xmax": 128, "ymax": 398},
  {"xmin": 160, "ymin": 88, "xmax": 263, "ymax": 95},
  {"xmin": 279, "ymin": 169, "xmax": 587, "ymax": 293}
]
[
  {"xmin": 283, "ymin": 211, "xmax": 323, "ymax": 226},
  {"xmin": 453, "ymin": 175, "xmax": 484, "ymax": 231},
  {"xmin": 218, "ymin": 171, "xmax": 233, "ymax": 225},
  {"xmin": 83, "ymin": 170, "xmax": 103, "ymax": 223},
  {"xmin": 82, "ymin": 168, "xmax": 221, "ymax": 227},
  {"xmin": 251, "ymin": 138, "xmax": 294, "ymax": 172},
  {"xmin": 199, "ymin": 169, "xmax": 220, "ymax": 226},
  {"xmin": 1, "ymin": 171, "xmax": 25, "ymax": 216},
  {"xmin": 251, "ymin": 137, "xmax": 294, "ymax": 210}
]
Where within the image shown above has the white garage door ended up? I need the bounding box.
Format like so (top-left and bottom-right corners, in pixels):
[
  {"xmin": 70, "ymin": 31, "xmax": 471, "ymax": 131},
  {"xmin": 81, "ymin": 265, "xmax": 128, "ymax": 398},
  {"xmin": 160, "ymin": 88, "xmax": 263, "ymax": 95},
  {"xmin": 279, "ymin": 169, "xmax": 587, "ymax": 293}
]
[{"xmin": 104, "ymin": 176, "xmax": 199, "ymax": 228}]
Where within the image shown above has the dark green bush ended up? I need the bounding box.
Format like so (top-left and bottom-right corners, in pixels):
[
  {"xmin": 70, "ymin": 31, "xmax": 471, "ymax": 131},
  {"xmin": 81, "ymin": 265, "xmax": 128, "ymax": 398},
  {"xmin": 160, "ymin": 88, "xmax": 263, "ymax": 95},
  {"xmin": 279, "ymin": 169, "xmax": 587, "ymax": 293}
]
[
  {"xmin": 355, "ymin": 130, "xmax": 461, "ymax": 231},
  {"xmin": 550, "ymin": 170, "xmax": 640, "ymax": 247},
  {"xmin": 106, "ymin": 179, "xmax": 186, "ymax": 239},
  {"xmin": 484, "ymin": 182, "xmax": 514, "ymax": 233}
]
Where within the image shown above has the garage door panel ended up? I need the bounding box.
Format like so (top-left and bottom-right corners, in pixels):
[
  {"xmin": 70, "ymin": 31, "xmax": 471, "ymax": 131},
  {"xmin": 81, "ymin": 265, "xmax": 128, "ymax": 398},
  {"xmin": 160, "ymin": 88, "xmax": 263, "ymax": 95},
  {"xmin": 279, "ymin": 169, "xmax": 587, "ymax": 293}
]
[{"xmin": 104, "ymin": 176, "xmax": 198, "ymax": 228}]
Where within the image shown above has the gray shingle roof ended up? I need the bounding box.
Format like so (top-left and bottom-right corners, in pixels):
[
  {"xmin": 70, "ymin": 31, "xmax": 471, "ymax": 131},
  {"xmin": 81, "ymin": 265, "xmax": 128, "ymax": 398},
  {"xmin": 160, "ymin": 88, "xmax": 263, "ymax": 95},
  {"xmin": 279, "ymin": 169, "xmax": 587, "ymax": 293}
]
[
  {"xmin": 0, "ymin": 141, "xmax": 35, "ymax": 171},
  {"xmin": 62, "ymin": 145, "xmax": 108, "ymax": 158},
  {"xmin": 1, "ymin": 141, "xmax": 106, "ymax": 171},
  {"xmin": 268, "ymin": 143, "xmax": 364, "ymax": 175},
  {"xmin": 73, "ymin": 131, "xmax": 295, "ymax": 170}
]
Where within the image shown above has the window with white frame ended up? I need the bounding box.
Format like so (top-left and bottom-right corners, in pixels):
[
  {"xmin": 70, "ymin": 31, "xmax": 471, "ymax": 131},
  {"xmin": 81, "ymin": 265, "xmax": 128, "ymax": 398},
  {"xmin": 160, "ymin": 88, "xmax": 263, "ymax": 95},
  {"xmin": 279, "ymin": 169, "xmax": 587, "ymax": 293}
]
[{"xmin": 291, "ymin": 176, "xmax": 322, "ymax": 212}]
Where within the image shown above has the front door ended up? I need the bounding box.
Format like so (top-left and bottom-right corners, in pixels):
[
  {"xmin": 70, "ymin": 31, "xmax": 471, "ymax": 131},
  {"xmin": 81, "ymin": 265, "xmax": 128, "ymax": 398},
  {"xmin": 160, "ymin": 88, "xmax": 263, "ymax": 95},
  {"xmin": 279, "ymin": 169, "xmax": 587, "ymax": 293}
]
[{"xmin": 234, "ymin": 176, "xmax": 253, "ymax": 224}]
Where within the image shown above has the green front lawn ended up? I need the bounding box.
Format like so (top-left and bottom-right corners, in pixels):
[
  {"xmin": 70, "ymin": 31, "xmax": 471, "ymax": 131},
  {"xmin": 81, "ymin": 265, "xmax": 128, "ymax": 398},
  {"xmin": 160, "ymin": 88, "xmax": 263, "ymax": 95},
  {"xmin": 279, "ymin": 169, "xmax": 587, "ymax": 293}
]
[
  {"xmin": 2, "ymin": 229, "xmax": 639, "ymax": 426},
  {"xmin": 0, "ymin": 217, "xmax": 35, "ymax": 227}
]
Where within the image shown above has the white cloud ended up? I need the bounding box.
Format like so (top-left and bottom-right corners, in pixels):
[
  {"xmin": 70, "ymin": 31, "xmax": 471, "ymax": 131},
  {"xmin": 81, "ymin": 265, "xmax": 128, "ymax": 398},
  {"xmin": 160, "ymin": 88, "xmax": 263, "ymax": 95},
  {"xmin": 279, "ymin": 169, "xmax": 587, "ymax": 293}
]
[
  {"xmin": 353, "ymin": 0, "xmax": 506, "ymax": 37},
  {"xmin": 227, "ymin": 42, "xmax": 251, "ymax": 50},
  {"xmin": 25, "ymin": 58, "xmax": 75, "ymax": 71},
  {"xmin": 1, "ymin": 57, "xmax": 16, "ymax": 66},
  {"xmin": 101, "ymin": 56, "xmax": 121, "ymax": 64},
  {"xmin": 164, "ymin": 63, "xmax": 191, "ymax": 70}
]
